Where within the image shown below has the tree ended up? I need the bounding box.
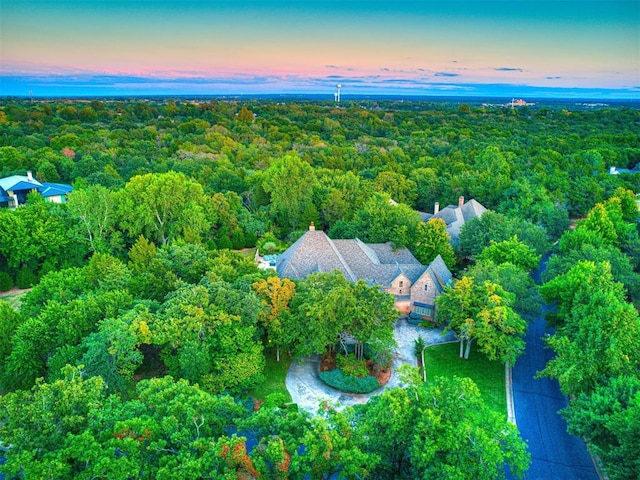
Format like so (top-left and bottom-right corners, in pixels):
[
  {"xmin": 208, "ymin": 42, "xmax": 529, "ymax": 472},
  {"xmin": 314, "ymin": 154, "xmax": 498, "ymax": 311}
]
[
  {"xmin": 253, "ymin": 276, "xmax": 297, "ymax": 361},
  {"xmin": 0, "ymin": 302, "xmax": 24, "ymax": 367},
  {"xmin": 410, "ymin": 377, "xmax": 530, "ymax": 479},
  {"xmin": 373, "ymin": 170, "xmax": 418, "ymax": 207},
  {"xmin": 561, "ymin": 375, "xmax": 640, "ymax": 480},
  {"xmin": 539, "ymin": 261, "xmax": 626, "ymax": 327},
  {"xmin": 117, "ymin": 171, "xmax": 210, "ymax": 245},
  {"xmin": 343, "ymin": 280, "xmax": 397, "ymax": 361},
  {"xmin": 413, "ymin": 218, "xmax": 456, "ymax": 268},
  {"xmin": 354, "ymin": 387, "xmax": 415, "ymax": 478},
  {"xmin": 153, "ymin": 284, "xmax": 264, "ymax": 393},
  {"xmin": 79, "ymin": 316, "xmax": 144, "ymax": 394},
  {"xmin": 466, "ymin": 260, "xmax": 541, "ymax": 320},
  {"xmin": 459, "ymin": 210, "xmax": 549, "ymax": 257},
  {"xmin": 293, "ymin": 406, "xmax": 378, "ymax": 480},
  {"xmin": 436, "ymin": 277, "xmax": 526, "ymax": 364},
  {"xmin": 539, "ymin": 289, "xmax": 640, "ymax": 396},
  {"xmin": 476, "ymin": 235, "xmax": 541, "ymax": 272},
  {"xmin": 67, "ymin": 185, "xmax": 117, "ymax": 253},
  {"xmin": 330, "ymin": 192, "xmax": 421, "ymax": 248},
  {"xmin": 262, "ymin": 154, "xmax": 317, "ymax": 233}
]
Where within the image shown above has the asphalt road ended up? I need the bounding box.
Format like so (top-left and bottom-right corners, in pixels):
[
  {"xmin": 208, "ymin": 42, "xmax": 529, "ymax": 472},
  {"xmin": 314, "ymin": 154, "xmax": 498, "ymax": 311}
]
[{"xmin": 509, "ymin": 260, "xmax": 599, "ymax": 480}]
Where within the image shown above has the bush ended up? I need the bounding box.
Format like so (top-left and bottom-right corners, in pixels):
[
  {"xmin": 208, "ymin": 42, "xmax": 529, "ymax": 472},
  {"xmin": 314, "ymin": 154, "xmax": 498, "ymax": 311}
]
[
  {"xmin": 0, "ymin": 272, "xmax": 13, "ymax": 292},
  {"xmin": 319, "ymin": 369, "xmax": 380, "ymax": 394},
  {"xmin": 336, "ymin": 354, "xmax": 368, "ymax": 378},
  {"xmin": 16, "ymin": 268, "xmax": 37, "ymax": 289}
]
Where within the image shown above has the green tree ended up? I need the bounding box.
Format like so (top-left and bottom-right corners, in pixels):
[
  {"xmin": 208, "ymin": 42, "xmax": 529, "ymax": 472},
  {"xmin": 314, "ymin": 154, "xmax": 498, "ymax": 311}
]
[
  {"xmin": 410, "ymin": 377, "xmax": 530, "ymax": 479},
  {"xmin": 413, "ymin": 218, "xmax": 456, "ymax": 268},
  {"xmin": 79, "ymin": 316, "xmax": 144, "ymax": 394},
  {"xmin": 67, "ymin": 184, "xmax": 117, "ymax": 253},
  {"xmin": 262, "ymin": 154, "xmax": 317, "ymax": 233},
  {"xmin": 117, "ymin": 171, "xmax": 210, "ymax": 245},
  {"xmin": 476, "ymin": 235, "xmax": 541, "ymax": 272},
  {"xmin": 153, "ymin": 284, "xmax": 264, "ymax": 393},
  {"xmin": 466, "ymin": 260, "xmax": 541, "ymax": 320},
  {"xmin": 459, "ymin": 211, "xmax": 549, "ymax": 257},
  {"xmin": 436, "ymin": 277, "xmax": 526, "ymax": 363},
  {"xmin": 539, "ymin": 288, "xmax": 640, "ymax": 396},
  {"xmin": 373, "ymin": 170, "xmax": 418, "ymax": 207},
  {"xmin": 561, "ymin": 375, "xmax": 640, "ymax": 480}
]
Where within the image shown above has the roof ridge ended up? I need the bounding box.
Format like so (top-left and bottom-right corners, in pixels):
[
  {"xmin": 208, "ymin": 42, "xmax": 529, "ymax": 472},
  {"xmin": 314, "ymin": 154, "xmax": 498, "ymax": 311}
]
[{"xmin": 326, "ymin": 236, "xmax": 358, "ymax": 282}]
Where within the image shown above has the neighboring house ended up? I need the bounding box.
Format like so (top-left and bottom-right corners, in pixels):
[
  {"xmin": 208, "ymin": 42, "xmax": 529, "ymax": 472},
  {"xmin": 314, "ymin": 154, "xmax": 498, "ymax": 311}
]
[
  {"xmin": 418, "ymin": 196, "xmax": 487, "ymax": 244},
  {"xmin": 609, "ymin": 166, "xmax": 640, "ymax": 175},
  {"xmin": 0, "ymin": 172, "xmax": 73, "ymax": 208},
  {"xmin": 276, "ymin": 224, "xmax": 452, "ymax": 321}
]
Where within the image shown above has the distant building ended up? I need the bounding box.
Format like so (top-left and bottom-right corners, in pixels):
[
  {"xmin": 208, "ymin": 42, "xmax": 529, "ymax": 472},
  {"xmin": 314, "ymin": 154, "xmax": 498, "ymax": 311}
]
[
  {"xmin": 0, "ymin": 171, "xmax": 73, "ymax": 208},
  {"xmin": 418, "ymin": 196, "xmax": 487, "ymax": 244},
  {"xmin": 276, "ymin": 223, "xmax": 452, "ymax": 320}
]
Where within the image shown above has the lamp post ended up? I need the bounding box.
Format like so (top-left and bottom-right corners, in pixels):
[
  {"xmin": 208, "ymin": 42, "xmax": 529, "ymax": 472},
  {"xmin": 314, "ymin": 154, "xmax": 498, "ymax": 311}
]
[{"xmin": 421, "ymin": 346, "xmax": 427, "ymax": 383}]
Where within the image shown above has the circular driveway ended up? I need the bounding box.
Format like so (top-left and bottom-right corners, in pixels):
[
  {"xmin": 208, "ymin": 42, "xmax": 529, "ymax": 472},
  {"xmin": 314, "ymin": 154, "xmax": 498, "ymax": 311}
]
[{"xmin": 285, "ymin": 318, "xmax": 457, "ymax": 414}]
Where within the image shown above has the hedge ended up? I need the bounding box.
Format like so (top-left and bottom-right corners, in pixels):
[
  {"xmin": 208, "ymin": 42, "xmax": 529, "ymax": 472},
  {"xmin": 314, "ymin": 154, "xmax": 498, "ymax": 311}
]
[
  {"xmin": 319, "ymin": 369, "xmax": 380, "ymax": 394},
  {"xmin": 0, "ymin": 272, "xmax": 13, "ymax": 292}
]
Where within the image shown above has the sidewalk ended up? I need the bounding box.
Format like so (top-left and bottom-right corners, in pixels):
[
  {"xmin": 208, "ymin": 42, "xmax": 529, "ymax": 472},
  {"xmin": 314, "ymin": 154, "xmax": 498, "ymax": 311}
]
[{"xmin": 285, "ymin": 318, "xmax": 457, "ymax": 414}]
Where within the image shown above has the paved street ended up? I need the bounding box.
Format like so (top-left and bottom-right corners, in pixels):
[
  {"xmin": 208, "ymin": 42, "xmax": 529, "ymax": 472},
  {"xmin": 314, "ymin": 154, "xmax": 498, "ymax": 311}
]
[{"xmin": 509, "ymin": 260, "xmax": 599, "ymax": 479}]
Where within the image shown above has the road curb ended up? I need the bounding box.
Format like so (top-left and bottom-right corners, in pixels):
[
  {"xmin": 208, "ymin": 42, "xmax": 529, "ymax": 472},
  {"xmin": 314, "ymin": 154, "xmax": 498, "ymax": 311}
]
[{"xmin": 505, "ymin": 361, "xmax": 516, "ymax": 425}]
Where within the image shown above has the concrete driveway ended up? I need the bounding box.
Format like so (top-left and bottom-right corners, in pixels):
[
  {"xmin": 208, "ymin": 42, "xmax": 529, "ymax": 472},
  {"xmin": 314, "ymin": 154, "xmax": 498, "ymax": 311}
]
[{"xmin": 285, "ymin": 318, "xmax": 457, "ymax": 414}]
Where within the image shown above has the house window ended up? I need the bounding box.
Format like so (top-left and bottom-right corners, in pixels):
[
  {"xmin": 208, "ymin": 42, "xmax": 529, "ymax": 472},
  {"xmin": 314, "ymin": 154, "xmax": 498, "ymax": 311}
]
[
  {"xmin": 399, "ymin": 281, "xmax": 404, "ymax": 287},
  {"xmin": 424, "ymin": 284, "xmax": 428, "ymax": 292}
]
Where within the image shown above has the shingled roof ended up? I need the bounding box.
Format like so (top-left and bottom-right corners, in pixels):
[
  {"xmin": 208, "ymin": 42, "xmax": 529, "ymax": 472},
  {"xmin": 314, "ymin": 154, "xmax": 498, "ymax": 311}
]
[
  {"xmin": 276, "ymin": 229, "xmax": 427, "ymax": 287},
  {"xmin": 420, "ymin": 197, "xmax": 487, "ymax": 243}
]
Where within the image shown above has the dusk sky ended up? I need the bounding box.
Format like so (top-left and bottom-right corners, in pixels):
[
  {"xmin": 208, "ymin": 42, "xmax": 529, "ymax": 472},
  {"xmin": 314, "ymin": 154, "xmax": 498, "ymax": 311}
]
[{"xmin": 1, "ymin": 0, "xmax": 639, "ymax": 98}]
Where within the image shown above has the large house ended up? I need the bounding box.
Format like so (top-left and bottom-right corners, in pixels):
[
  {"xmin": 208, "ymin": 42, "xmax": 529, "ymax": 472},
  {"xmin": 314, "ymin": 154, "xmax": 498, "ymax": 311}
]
[
  {"xmin": 419, "ymin": 196, "xmax": 486, "ymax": 244},
  {"xmin": 0, "ymin": 172, "xmax": 73, "ymax": 208},
  {"xmin": 276, "ymin": 224, "xmax": 452, "ymax": 321}
]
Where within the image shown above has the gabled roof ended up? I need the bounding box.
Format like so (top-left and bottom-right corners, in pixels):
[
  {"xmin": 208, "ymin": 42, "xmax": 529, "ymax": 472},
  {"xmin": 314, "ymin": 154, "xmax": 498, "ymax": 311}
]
[
  {"xmin": 38, "ymin": 183, "xmax": 73, "ymax": 197},
  {"xmin": 0, "ymin": 175, "xmax": 43, "ymax": 192},
  {"xmin": 276, "ymin": 230, "xmax": 356, "ymax": 281},
  {"xmin": 426, "ymin": 254, "xmax": 453, "ymax": 294},
  {"xmin": 276, "ymin": 229, "xmax": 427, "ymax": 287},
  {"xmin": 426, "ymin": 198, "xmax": 487, "ymax": 243}
]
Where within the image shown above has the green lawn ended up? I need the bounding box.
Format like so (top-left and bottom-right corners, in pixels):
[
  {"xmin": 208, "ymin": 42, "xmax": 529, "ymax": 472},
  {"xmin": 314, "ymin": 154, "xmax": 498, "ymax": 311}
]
[
  {"xmin": 250, "ymin": 349, "xmax": 293, "ymax": 403},
  {"xmin": 0, "ymin": 291, "xmax": 27, "ymax": 312},
  {"xmin": 423, "ymin": 341, "xmax": 506, "ymax": 417}
]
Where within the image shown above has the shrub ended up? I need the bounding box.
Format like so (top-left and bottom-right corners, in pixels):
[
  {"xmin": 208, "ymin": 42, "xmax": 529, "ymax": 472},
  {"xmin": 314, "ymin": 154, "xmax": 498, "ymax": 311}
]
[
  {"xmin": 319, "ymin": 369, "xmax": 380, "ymax": 394},
  {"xmin": 0, "ymin": 272, "xmax": 13, "ymax": 292},
  {"xmin": 16, "ymin": 268, "xmax": 37, "ymax": 289},
  {"xmin": 336, "ymin": 354, "xmax": 368, "ymax": 378}
]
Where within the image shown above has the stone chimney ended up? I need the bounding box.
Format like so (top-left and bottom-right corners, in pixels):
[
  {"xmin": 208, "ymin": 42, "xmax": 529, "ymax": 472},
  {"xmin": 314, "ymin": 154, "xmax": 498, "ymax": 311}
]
[
  {"xmin": 27, "ymin": 171, "xmax": 33, "ymax": 182},
  {"xmin": 458, "ymin": 196, "xmax": 465, "ymax": 208},
  {"xmin": 309, "ymin": 222, "xmax": 315, "ymax": 231},
  {"xmin": 434, "ymin": 202, "xmax": 440, "ymax": 214}
]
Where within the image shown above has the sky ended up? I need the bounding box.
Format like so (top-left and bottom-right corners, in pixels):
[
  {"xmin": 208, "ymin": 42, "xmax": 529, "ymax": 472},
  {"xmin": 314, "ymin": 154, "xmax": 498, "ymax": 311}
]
[{"xmin": 1, "ymin": 0, "xmax": 639, "ymax": 98}]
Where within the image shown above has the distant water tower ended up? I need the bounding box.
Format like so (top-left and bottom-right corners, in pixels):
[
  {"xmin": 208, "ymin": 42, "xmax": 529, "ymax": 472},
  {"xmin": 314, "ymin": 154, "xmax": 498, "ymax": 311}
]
[{"xmin": 336, "ymin": 84, "xmax": 342, "ymax": 103}]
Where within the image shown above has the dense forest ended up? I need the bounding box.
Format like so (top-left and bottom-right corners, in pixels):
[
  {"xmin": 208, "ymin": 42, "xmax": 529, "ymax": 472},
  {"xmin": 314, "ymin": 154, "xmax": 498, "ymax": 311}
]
[{"xmin": 0, "ymin": 98, "xmax": 639, "ymax": 479}]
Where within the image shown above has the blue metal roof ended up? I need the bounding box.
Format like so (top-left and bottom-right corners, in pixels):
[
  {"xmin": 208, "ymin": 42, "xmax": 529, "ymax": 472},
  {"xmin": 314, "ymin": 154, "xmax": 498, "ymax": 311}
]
[{"xmin": 38, "ymin": 182, "xmax": 73, "ymax": 197}]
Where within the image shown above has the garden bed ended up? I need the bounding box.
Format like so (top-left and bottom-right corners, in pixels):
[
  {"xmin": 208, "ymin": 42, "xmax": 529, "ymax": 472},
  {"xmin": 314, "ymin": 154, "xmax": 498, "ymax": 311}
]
[{"xmin": 319, "ymin": 352, "xmax": 391, "ymax": 394}]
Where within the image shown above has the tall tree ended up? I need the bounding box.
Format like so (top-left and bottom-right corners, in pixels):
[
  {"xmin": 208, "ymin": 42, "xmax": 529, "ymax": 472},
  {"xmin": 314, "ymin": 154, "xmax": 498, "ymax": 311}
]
[
  {"xmin": 436, "ymin": 277, "xmax": 526, "ymax": 363},
  {"xmin": 413, "ymin": 218, "xmax": 456, "ymax": 268},
  {"xmin": 262, "ymin": 154, "xmax": 317, "ymax": 233},
  {"xmin": 253, "ymin": 275, "xmax": 297, "ymax": 361},
  {"xmin": 67, "ymin": 185, "xmax": 117, "ymax": 253},
  {"xmin": 117, "ymin": 171, "xmax": 210, "ymax": 245}
]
